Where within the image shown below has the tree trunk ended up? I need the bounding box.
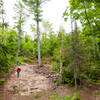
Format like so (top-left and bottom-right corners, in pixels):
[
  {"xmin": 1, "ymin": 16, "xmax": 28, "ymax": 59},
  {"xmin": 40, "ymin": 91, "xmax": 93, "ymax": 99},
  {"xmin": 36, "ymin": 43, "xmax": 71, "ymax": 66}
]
[
  {"xmin": 4, "ymin": 27, "xmax": 7, "ymax": 45},
  {"xmin": 15, "ymin": 35, "xmax": 20, "ymax": 66},
  {"xmin": 2, "ymin": 19, "xmax": 4, "ymax": 42},
  {"xmin": 60, "ymin": 47, "xmax": 63, "ymax": 83},
  {"xmin": 37, "ymin": 21, "xmax": 41, "ymax": 67},
  {"xmin": 74, "ymin": 62, "xmax": 77, "ymax": 93},
  {"xmin": 1, "ymin": 2, "xmax": 4, "ymax": 43},
  {"xmin": 74, "ymin": 21, "xmax": 78, "ymax": 93},
  {"xmin": 71, "ymin": 18, "xmax": 78, "ymax": 93},
  {"xmin": 33, "ymin": 48, "xmax": 34, "ymax": 57}
]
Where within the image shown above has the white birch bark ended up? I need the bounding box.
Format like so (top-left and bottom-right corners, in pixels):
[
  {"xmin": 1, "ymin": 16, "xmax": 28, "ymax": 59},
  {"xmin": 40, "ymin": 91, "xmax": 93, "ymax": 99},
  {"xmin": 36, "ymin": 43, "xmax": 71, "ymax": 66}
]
[
  {"xmin": 15, "ymin": 35, "xmax": 20, "ymax": 66},
  {"xmin": 37, "ymin": 21, "xmax": 41, "ymax": 67}
]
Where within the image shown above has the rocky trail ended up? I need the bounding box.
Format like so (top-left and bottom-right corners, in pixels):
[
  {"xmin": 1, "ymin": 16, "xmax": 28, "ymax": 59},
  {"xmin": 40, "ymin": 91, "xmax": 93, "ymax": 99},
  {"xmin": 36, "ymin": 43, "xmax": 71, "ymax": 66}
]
[
  {"xmin": 0, "ymin": 63, "xmax": 56, "ymax": 100},
  {"xmin": 0, "ymin": 62, "xmax": 100, "ymax": 100}
]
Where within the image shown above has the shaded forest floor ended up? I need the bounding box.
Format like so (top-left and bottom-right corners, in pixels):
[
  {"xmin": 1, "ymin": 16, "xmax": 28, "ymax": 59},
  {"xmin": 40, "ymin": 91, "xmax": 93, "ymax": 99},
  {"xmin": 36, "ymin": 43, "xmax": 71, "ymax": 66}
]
[{"xmin": 0, "ymin": 62, "xmax": 100, "ymax": 100}]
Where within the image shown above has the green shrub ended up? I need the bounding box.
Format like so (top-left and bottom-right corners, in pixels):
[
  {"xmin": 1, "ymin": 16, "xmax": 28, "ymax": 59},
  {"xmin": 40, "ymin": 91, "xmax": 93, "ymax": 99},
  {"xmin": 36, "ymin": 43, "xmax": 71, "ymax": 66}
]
[
  {"xmin": 53, "ymin": 79, "xmax": 58, "ymax": 83},
  {"xmin": 0, "ymin": 78, "xmax": 6, "ymax": 84},
  {"xmin": 63, "ymin": 94, "xmax": 72, "ymax": 100},
  {"xmin": 17, "ymin": 56, "xmax": 23, "ymax": 64},
  {"xmin": 62, "ymin": 68, "xmax": 75, "ymax": 86},
  {"xmin": 51, "ymin": 62, "xmax": 59, "ymax": 71},
  {"xmin": 23, "ymin": 57, "xmax": 32, "ymax": 63},
  {"xmin": 0, "ymin": 44, "xmax": 9, "ymax": 73},
  {"xmin": 63, "ymin": 93, "xmax": 80, "ymax": 100},
  {"xmin": 80, "ymin": 73, "xmax": 87, "ymax": 80},
  {"xmin": 58, "ymin": 86, "xmax": 63, "ymax": 89},
  {"xmin": 34, "ymin": 93, "xmax": 41, "ymax": 98},
  {"xmin": 72, "ymin": 92, "xmax": 80, "ymax": 100},
  {"xmin": 49, "ymin": 91, "xmax": 61, "ymax": 100},
  {"xmin": 88, "ymin": 66, "xmax": 100, "ymax": 82},
  {"xmin": 50, "ymin": 91, "xmax": 57, "ymax": 99},
  {"xmin": 96, "ymin": 80, "xmax": 100, "ymax": 83}
]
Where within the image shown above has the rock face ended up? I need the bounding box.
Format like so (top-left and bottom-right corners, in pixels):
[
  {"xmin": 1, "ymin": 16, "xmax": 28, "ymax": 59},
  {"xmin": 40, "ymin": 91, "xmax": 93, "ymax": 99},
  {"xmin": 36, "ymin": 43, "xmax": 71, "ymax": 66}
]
[{"xmin": 3, "ymin": 63, "xmax": 52, "ymax": 100}]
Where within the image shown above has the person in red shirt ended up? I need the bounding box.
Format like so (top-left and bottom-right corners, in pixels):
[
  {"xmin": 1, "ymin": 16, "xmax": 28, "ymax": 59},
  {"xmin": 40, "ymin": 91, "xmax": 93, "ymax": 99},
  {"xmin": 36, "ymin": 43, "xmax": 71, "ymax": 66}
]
[{"xmin": 16, "ymin": 65, "xmax": 22, "ymax": 78}]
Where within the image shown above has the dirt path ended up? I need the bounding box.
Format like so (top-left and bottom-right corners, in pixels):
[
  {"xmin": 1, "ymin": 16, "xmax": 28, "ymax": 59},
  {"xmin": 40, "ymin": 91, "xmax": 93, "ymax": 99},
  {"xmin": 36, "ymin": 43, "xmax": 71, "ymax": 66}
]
[
  {"xmin": 0, "ymin": 62, "xmax": 100, "ymax": 100},
  {"xmin": 1, "ymin": 63, "xmax": 53, "ymax": 100}
]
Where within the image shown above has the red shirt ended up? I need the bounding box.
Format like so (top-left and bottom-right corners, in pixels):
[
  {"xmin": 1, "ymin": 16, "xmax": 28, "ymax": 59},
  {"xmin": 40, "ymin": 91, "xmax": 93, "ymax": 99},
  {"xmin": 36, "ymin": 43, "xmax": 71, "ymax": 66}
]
[{"xmin": 16, "ymin": 68, "xmax": 22, "ymax": 71}]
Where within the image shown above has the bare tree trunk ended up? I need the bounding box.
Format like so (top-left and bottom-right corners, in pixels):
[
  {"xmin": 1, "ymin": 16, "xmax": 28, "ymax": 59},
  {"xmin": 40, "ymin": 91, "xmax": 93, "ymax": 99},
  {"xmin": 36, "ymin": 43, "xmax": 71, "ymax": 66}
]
[
  {"xmin": 71, "ymin": 17, "xmax": 78, "ymax": 93},
  {"xmin": 2, "ymin": 19, "xmax": 4, "ymax": 42},
  {"xmin": 1, "ymin": 1, "xmax": 4, "ymax": 43},
  {"xmin": 60, "ymin": 47, "xmax": 62, "ymax": 83},
  {"xmin": 75, "ymin": 74, "xmax": 77, "ymax": 93},
  {"xmin": 74, "ymin": 21, "xmax": 78, "ymax": 93},
  {"xmin": 14, "ymin": 1, "xmax": 25, "ymax": 67},
  {"xmin": 15, "ymin": 35, "xmax": 20, "ymax": 66},
  {"xmin": 74, "ymin": 63, "xmax": 77, "ymax": 93},
  {"xmin": 37, "ymin": 21, "xmax": 41, "ymax": 67}
]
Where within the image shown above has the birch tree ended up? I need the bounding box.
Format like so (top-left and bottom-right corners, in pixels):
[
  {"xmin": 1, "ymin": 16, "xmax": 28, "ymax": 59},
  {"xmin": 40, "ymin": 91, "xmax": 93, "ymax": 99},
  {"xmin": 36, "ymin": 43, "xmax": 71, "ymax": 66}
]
[
  {"xmin": 23, "ymin": 0, "xmax": 50, "ymax": 67},
  {"xmin": 14, "ymin": 0, "xmax": 26, "ymax": 65},
  {"xmin": 0, "ymin": 0, "xmax": 5, "ymax": 43},
  {"xmin": 58, "ymin": 27, "xmax": 65, "ymax": 83},
  {"xmin": 4, "ymin": 22, "xmax": 8, "ymax": 44}
]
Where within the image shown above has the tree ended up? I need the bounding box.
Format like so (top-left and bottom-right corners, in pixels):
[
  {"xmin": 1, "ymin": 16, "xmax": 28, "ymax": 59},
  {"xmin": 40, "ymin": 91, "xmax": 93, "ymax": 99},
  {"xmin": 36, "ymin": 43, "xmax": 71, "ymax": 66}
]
[
  {"xmin": 0, "ymin": 0, "xmax": 6, "ymax": 43},
  {"xmin": 14, "ymin": 0, "xmax": 27, "ymax": 65},
  {"xmin": 82, "ymin": 0, "xmax": 100, "ymax": 60},
  {"xmin": 23, "ymin": 0, "xmax": 50, "ymax": 67},
  {"xmin": 69, "ymin": 0, "xmax": 100, "ymax": 62},
  {"xmin": 58, "ymin": 27, "xmax": 65, "ymax": 83},
  {"xmin": 4, "ymin": 22, "xmax": 9, "ymax": 44}
]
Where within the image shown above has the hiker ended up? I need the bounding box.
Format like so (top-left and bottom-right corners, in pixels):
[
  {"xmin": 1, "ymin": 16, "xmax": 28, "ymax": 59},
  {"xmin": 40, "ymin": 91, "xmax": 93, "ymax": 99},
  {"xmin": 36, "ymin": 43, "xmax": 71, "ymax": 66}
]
[{"xmin": 16, "ymin": 65, "xmax": 22, "ymax": 78}]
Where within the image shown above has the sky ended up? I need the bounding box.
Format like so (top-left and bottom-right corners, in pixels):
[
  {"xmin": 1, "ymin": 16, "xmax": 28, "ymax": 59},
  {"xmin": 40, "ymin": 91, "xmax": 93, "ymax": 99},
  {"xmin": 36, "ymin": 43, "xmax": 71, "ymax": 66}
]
[{"xmin": 3, "ymin": 0, "xmax": 71, "ymax": 36}]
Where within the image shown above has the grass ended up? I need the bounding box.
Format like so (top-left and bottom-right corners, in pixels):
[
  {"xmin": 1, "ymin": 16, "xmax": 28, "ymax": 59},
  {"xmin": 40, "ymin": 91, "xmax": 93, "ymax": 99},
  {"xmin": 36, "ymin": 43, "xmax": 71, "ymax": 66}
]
[
  {"xmin": 49, "ymin": 91, "xmax": 57, "ymax": 99},
  {"xmin": 49, "ymin": 91, "xmax": 80, "ymax": 100},
  {"xmin": 49, "ymin": 91, "xmax": 61, "ymax": 100},
  {"xmin": 72, "ymin": 92, "xmax": 80, "ymax": 100},
  {"xmin": 17, "ymin": 56, "xmax": 33, "ymax": 64},
  {"xmin": 34, "ymin": 93, "xmax": 41, "ymax": 99},
  {"xmin": 58, "ymin": 86, "xmax": 63, "ymax": 89},
  {"xmin": 50, "ymin": 62, "xmax": 59, "ymax": 71},
  {"xmin": 0, "ymin": 78, "xmax": 6, "ymax": 84},
  {"xmin": 63, "ymin": 94, "xmax": 72, "ymax": 100},
  {"xmin": 53, "ymin": 79, "xmax": 58, "ymax": 83},
  {"xmin": 62, "ymin": 93, "xmax": 80, "ymax": 100}
]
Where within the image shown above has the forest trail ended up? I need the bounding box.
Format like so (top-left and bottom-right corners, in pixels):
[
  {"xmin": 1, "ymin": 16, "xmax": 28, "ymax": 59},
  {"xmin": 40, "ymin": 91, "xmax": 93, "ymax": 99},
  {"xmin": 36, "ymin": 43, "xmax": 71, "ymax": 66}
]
[
  {"xmin": 1, "ymin": 62, "xmax": 54, "ymax": 100},
  {"xmin": 0, "ymin": 62, "xmax": 100, "ymax": 100}
]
